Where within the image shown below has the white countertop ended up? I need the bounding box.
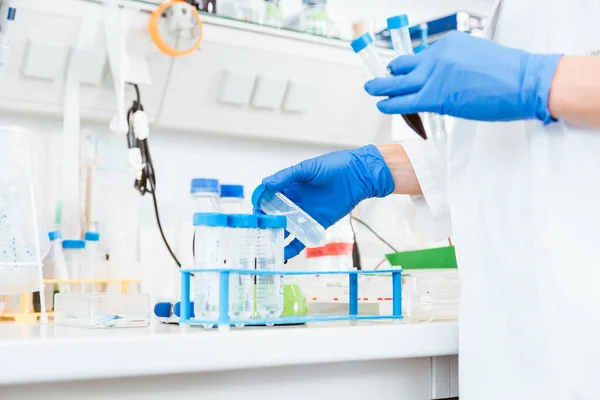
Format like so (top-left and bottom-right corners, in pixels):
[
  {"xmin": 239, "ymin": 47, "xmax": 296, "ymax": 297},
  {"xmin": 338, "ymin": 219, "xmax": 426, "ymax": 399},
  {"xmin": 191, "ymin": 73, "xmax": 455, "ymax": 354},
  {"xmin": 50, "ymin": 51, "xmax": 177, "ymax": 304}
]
[{"xmin": 0, "ymin": 320, "xmax": 458, "ymax": 386}]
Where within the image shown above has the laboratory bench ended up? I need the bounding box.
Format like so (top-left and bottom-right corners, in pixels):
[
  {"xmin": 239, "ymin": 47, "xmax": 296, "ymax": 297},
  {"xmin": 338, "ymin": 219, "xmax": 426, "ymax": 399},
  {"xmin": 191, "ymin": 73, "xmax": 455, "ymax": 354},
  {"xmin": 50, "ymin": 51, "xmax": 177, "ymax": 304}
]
[{"xmin": 0, "ymin": 320, "xmax": 458, "ymax": 399}]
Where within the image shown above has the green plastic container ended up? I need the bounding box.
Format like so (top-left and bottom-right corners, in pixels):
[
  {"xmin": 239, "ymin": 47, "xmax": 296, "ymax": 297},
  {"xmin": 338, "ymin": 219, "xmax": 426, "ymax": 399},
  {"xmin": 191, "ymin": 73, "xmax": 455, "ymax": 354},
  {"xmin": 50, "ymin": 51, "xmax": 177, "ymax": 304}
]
[{"xmin": 386, "ymin": 246, "xmax": 457, "ymax": 270}]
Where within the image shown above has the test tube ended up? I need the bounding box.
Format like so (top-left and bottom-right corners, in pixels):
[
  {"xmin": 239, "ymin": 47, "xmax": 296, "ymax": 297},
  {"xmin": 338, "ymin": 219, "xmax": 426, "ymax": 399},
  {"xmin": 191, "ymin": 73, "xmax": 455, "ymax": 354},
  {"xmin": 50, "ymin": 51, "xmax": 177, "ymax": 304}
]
[
  {"xmin": 84, "ymin": 232, "xmax": 100, "ymax": 293},
  {"xmin": 256, "ymin": 215, "xmax": 286, "ymax": 323},
  {"xmin": 48, "ymin": 231, "xmax": 69, "ymax": 294},
  {"xmin": 251, "ymin": 184, "xmax": 325, "ymax": 249},
  {"xmin": 62, "ymin": 240, "xmax": 85, "ymax": 293},
  {"xmin": 351, "ymin": 33, "xmax": 427, "ymax": 140}
]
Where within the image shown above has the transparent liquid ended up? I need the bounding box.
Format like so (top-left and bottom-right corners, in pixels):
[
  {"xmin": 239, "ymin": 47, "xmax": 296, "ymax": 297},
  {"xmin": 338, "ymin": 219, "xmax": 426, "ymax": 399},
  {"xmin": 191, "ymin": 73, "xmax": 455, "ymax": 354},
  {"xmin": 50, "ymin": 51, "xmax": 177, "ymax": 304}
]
[
  {"xmin": 256, "ymin": 229, "xmax": 284, "ymax": 322},
  {"xmin": 193, "ymin": 227, "xmax": 224, "ymax": 329},
  {"xmin": 257, "ymin": 191, "xmax": 325, "ymax": 248},
  {"xmin": 227, "ymin": 228, "xmax": 254, "ymax": 326}
]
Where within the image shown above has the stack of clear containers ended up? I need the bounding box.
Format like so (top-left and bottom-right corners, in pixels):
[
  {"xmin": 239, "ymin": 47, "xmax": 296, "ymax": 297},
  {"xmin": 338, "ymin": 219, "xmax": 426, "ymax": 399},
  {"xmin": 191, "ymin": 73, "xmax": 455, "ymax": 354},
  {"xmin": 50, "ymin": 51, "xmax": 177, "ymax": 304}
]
[
  {"xmin": 226, "ymin": 214, "xmax": 257, "ymax": 326},
  {"xmin": 299, "ymin": 0, "xmax": 328, "ymax": 36},
  {"xmin": 62, "ymin": 240, "xmax": 85, "ymax": 293},
  {"xmin": 193, "ymin": 212, "xmax": 227, "ymax": 329},
  {"xmin": 251, "ymin": 184, "xmax": 325, "ymax": 249},
  {"xmin": 219, "ymin": 184, "xmax": 245, "ymax": 214},
  {"xmin": 256, "ymin": 215, "xmax": 286, "ymax": 323}
]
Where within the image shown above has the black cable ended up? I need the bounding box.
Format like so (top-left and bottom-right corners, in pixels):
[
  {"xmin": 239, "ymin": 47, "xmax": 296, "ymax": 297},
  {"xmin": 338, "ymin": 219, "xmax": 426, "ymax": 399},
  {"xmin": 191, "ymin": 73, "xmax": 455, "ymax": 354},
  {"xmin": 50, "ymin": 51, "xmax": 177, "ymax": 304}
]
[
  {"xmin": 350, "ymin": 216, "xmax": 399, "ymax": 253},
  {"xmin": 126, "ymin": 83, "xmax": 182, "ymax": 268}
]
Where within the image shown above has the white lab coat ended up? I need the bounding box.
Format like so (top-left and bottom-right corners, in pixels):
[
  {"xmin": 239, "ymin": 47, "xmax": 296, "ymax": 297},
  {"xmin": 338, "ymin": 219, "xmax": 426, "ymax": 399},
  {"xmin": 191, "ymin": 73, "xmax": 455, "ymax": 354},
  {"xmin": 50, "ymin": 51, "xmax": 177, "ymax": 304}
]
[{"xmin": 403, "ymin": 1, "xmax": 600, "ymax": 399}]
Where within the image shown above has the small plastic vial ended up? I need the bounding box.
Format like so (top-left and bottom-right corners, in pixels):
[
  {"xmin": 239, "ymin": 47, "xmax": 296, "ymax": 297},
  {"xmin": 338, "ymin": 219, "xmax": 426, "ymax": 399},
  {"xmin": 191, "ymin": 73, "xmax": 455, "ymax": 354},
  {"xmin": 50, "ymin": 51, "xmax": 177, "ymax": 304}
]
[
  {"xmin": 219, "ymin": 184, "xmax": 245, "ymax": 214},
  {"xmin": 351, "ymin": 33, "xmax": 389, "ymax": 78},
  {"xmin": 387, "ymin": 14, "xmax": 413, "ymax": 57},
  {"xmin": 256, "ymin": 215, "xmax": 286, "ymax": 323},
  {"xmin": 83, "ymin": 232, "xmax": 100, "ymax": 293},
  {"xmin": 62, "ymin": 240, "xmax": 85, "ymax": 293},
  {"xmin": 193, "ymin": 212, "xmax": 227, "ymax": 329},
  {"xmin": 251, "ymin": 184, "xmax": 325, "ymax": 249},
  {"xmin": 226, "ymin": 214, "xmax": 257, "ymax": 326}
]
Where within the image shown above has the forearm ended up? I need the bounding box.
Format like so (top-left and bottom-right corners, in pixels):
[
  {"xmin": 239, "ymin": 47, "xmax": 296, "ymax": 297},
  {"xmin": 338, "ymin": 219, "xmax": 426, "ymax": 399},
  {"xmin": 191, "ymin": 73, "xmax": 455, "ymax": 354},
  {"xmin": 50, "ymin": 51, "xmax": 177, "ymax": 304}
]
[
  {"xmin": 377, "ymin": 144, "xmax": 423, "ymax": 195},
  {"xmin": 548, "ymin": 56, "xmax": 600, "ymax": 127}
]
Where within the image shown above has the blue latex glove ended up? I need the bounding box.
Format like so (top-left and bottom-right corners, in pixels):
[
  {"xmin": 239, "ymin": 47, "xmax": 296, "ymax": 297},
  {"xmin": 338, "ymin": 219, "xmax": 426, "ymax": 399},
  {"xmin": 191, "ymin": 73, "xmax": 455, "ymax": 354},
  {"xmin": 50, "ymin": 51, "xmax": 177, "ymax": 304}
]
[
  {"xmin": 261, "ymin": 144, "xmax": 395, "ymax": 259},
  {"xmin": 364, "ymin": 31, "xmax": 562, "ymax": 124}
]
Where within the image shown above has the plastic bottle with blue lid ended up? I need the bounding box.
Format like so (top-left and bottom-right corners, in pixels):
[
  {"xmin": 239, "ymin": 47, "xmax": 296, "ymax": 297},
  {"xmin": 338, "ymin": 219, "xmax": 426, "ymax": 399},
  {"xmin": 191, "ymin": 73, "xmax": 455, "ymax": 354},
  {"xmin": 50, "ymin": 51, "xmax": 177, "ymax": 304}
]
[
  {"xmin": 190, "ymin": 178, "xmax": 221, "ymax": 212},
  {"xmin": 219, "ymin": 184, "xmax": 245, "ymax": 214},
  {"xmin": 256, "ymin": 215, "xmax": 286, "ymax": 322},
  {"xmin": 193, "ymin": 212, "xmax": 227, "ymax": 329},
  {"xmin": 83, "ymin": 232, "xmax": 100, "ymax": 292},
  {"xmin": 48, "ymin": 231, "xmax": 69, "ymax": 293},
  {"xmin": 252, "ymin": 184, "xmax": 325, "ymax": 249},
  {"xmin": 62, "ymin": 240, "xmax": 85, "ymax": 293},
  {"xmin": 226, "ymin": 214, "xmax": 258, "ymax": 326}
]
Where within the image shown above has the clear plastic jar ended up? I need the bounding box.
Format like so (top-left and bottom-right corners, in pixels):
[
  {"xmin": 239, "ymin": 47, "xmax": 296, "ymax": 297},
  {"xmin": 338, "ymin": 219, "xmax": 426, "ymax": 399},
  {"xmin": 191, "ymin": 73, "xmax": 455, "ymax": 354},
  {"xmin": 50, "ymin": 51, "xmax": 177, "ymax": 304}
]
[
  {"xmin": 251, "ymin": 184, "xmax": 325, "ymax": 249},
  {"xmin": 226, "ymin": 214, "xmax": 257, "ymax": 326},
  {"xmin": 256, "ymin": 215, "xmax": 286, "ymax": 322},
  {"xmin": 403, "ymin": 269, "xmax": 459, "ymax": 323},
  {"xmin": 300, "ymin": 0, "xmax": 328, "ymax": 36},
  {"xmin": 219, "ymin": 184, "xmax": 245, "ymax": 214},
  {"xmin": 193, "ymin": 213, "xmax": 227, "ymax": 329},
  {"xmin": 62, "ymin": 240, "xmax": 85, "ymax": 293},
  {"xmin": 190, "ymin": 178, "xmax": 221, "ymax": 212},
  {"xmin": 264, "ymin": 0, "xmax": 283, "ymax": 28}
]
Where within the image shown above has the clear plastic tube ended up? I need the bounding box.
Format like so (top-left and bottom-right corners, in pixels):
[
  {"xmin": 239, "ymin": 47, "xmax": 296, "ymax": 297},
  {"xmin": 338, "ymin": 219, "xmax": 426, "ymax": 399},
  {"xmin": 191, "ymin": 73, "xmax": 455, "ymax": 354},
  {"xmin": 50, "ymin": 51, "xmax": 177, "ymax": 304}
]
[
  {"xmin": 256, "ymin": 215, "xmax": 285, "ymax": 323},
  {"xmin": 84, "ymin": 232, "xmax": 100, "ymax": 293},
  {"xmin": 63, "ymin": 246, "xmax": 84, "ymax": 294},
  {"xmin": 193, "ymin": 213, "xmax": 227, "ymax": 329},
  {"xmin": 252, "ymin": 185, "xmax": 325, "ymax": 249},
  {"xmin": 50, "ymin": 239, "xmax": 69, "ymax": 293},
  {"xmin": 358, "ymin": 45, "xmax": 389, "ymax": 78}
]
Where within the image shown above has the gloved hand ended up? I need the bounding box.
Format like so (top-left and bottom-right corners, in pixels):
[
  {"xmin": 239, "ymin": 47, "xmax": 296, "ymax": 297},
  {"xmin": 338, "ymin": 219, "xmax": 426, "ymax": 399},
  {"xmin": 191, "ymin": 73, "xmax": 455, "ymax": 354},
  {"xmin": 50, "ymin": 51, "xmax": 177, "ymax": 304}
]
[
  {"xmin": 261, "ymin": 144, "xmax": 395, "ymax": 259},
  {"xmin": 364, "ymin": 31, "xmax": 562, "ymax": 124}
]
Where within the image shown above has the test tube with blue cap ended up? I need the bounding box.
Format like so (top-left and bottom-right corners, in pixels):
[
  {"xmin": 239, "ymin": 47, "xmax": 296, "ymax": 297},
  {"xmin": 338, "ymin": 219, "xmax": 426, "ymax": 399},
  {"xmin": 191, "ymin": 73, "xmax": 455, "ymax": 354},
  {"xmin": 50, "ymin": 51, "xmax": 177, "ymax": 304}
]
[
  {"xmin": 84, "ymin": 232, "xmax": 100, "ymax": 292},
  {"xmin": 256, "ymin": 214, "xmax": 286, "ymax": 323},
  {"xmin": 62, "ymin": 240, "xmax": 85, "ymax": 293},
  {"xmin": 351, "ymin": 33, "xmax": 427, "ymax": 140},
  {"xmin": 48, "ymin": 231, "xmax": 69, "ymax": 293},
  {"xmin": 252, "ymin": 184, "xmax": 325, "ymax": 249}
]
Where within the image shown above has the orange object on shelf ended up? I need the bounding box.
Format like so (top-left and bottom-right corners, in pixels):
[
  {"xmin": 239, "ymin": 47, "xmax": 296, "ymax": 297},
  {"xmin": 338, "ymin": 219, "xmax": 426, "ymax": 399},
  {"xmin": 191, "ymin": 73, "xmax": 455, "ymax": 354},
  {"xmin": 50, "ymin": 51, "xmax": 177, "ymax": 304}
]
[{"xmin": 148, "ymin": 0, "xmax": 204, "ymax": 57}]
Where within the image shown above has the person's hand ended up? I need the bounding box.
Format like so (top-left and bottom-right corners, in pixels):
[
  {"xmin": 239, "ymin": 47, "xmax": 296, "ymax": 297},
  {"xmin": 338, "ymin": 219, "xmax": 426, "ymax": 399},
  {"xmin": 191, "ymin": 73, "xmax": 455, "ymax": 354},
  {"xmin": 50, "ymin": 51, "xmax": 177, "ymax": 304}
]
[
  {"xmin": 364, "ymin": 31, "xmax": 562, "ymax": 124},
  {"xmin": 261, "ymin": 144, "xmax": 394, "ymax": 259}
]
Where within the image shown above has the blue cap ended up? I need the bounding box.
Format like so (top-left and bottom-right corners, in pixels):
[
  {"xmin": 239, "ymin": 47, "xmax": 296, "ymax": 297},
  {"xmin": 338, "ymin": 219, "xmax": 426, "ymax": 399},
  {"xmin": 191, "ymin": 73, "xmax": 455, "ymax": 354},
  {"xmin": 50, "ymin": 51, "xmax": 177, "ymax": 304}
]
[
  {"xmin": 84, "ymin": 232, "xmax": 100, "ymax": 241},
  {"xmin": 48, "ymin": 231, "xmax": 62, "ymax": 241},
  {"xmin": 351, "ymin": 33, "xmax": 374, "ymax": 53},
  {"xmin": 62, "ymin": 240, "xmax": 85, "ymax": 249},
  {"xmin": 220, "ymin": 184, "xmax": 244, "ymax": 199},
  {"xmin": 227, "ymin": 214, "xmax": 259, "ymax": 228},
  {"xmin": 251, "ymin": 184, "xmax": 269, "ymax": 209},
  {"xmin": 154, "ymin": 302, "xmax": 172, "ymax": 318},
  {"xmin": 173, "ymin": 301, "xmax": 195, "ymax": 318},
  {"xmin": 190, "ymin": 178, "xmax": 219, "ymax": 194},
  {"xmin": 258, "ymin": 215, "xmax": 287, "ymax": 229},
  {"xmin": 387, "ymin": 14, "xmax": 409, "ymax": 29},
  {"xmin": 193, "ymin": 212, "xmax": 228, "ymax": 227}
]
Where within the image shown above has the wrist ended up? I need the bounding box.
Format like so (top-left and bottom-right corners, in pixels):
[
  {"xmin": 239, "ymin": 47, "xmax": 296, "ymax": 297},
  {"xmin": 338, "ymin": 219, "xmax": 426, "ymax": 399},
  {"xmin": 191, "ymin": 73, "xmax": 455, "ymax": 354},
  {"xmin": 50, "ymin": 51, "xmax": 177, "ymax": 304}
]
[
  {"xmin": 376, "ymin": 144, "xmax": 422, "ymax": 196},
  {"xmin": 522, "ymin": 53, "xmax": 562, "ymax": 124},
  {"xmin": 356, "ymin": 144, "xmax": 395, "ymax": 198}
]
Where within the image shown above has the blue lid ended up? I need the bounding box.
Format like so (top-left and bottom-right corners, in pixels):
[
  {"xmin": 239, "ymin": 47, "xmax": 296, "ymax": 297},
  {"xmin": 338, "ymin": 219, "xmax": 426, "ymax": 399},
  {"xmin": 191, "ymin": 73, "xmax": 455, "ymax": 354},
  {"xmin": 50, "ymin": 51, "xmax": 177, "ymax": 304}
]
[
  {"xmin": 193, "ymin": 212, "xmax": 228, "ymax": 227},
  {"xmin": 251, "ymin": 184, "xmax": 269, "ymax": 209},
  {"xmin": 220, "ymin": 184, "xmax": 244, "ymax": 199},
  {"xmin": 190, "ymin": 178, "xmax": 219, "ymax": 194},
  {"xmin": 173, "ymin": 301, "xmax": 195, "ymax": 318},
  {"xmin": 351, "ymin": 33, "xmax": 374, "ymax": 53},
  {"xmin": 387, "ymin": 14, "xmax": 409, "ymax": 29},
  {"xmin": 227, "ymin": 214, "xmax": 259, "ymax": 228},
  {"xmin": 258, "ymin": 215, "xmax": 287, "ymax": 229},
  {"xmin": 84, "ymin": 232, "xmax": 100, "ymax": 241},
  {"xmin": 48, "ymin": 231, "xmax": 62, "ymax": 241},
  {"xmin": 154, "ymin": 302, "xmax": 172, "ymax": 318},
  {"xmin": 62, "ymin": 240, "xmax": 85, "ymax": 249}
]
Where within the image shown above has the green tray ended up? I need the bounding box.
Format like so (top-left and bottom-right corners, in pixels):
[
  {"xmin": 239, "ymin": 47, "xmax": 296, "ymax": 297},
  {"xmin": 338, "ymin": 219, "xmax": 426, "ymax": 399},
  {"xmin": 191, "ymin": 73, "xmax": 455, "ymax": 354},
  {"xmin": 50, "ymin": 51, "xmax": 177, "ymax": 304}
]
[{"xmin": 386, "ymin": 246, "xmax": 457, "ymax": 270}]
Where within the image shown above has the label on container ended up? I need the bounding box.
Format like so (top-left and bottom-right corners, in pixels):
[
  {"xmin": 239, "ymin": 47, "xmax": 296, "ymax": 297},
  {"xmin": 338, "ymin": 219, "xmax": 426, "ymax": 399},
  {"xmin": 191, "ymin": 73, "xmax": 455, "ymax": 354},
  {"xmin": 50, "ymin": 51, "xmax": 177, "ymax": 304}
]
[{"xmin": 306, "ymin": 242, "xmax": 353, "ymax": 258}]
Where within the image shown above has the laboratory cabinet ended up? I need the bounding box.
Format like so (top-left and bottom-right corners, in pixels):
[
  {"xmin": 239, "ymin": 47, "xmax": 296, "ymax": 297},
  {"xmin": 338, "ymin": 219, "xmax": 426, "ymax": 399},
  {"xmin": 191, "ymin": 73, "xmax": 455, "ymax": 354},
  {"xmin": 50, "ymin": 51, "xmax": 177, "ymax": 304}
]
[{"xmin": 0, "ymin": 0, "xmax": 415, "ymax": 146}]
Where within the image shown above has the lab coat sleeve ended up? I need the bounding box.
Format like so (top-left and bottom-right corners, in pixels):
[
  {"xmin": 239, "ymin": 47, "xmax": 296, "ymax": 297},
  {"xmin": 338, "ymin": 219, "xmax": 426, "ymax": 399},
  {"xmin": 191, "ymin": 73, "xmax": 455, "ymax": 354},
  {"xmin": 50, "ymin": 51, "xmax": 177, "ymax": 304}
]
[{"xmin": 401, "ymin": 140, "xmax": 453, "ymax": 241}]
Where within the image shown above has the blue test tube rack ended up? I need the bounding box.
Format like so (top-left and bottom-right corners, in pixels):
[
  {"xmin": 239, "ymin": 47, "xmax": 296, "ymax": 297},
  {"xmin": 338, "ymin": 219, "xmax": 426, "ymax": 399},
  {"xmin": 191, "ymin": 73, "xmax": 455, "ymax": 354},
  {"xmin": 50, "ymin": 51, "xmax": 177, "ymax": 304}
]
[{"xmin": 179, "ymin": 268, "xmax": 403, "ymax": 328}]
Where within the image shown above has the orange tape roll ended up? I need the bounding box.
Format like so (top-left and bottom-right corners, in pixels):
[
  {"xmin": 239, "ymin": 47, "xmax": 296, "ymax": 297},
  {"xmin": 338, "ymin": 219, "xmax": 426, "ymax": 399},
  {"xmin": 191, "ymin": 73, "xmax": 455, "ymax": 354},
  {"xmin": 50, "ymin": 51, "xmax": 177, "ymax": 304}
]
[{"xmin": 148, "ymin": 0, "xmax": 203, "ymax": 57}]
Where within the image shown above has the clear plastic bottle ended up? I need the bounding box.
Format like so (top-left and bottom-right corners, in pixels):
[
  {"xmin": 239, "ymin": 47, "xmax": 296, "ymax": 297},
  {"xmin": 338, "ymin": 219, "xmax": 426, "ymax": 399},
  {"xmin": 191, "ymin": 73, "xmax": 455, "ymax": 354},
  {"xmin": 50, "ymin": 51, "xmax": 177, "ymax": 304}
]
[
  {"xmin": 226, "ymin": 214, "xmax": 257, "ymax": 326},
  {"xmin": 251, "ymin": 184, "xmax": 325, "ymax": 249},
  {"xmin": 83, "ymin": 232, "xmax": 100, "ymax": 293},
  {"xmin": 387, "ymin": 15, "xmax": 446, "ymax": 147},
  {"xmin": 219, "ymin": 184, "xmax": 245, "ymax": 214},
  {"xmin": 48, "ymin": 230, "xmax": 69, "ymax": 294},
  {"xmin": 264, "ymin": 0, "xmax": 283, "ymax": 28},
  {"xmin": 193, "ymin": 212, "xmax": 227, "ymax": 329},
  {"xmin": 300, "ymin": 0, "xmax": 328, "ymax": 36},
  {"xmin": 256, "ymin": 215, "xmax": 285, "ymax": 323},
  {"xmin": 62, "ymin": 240, "xmax": 85, "ymax": 293}
]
